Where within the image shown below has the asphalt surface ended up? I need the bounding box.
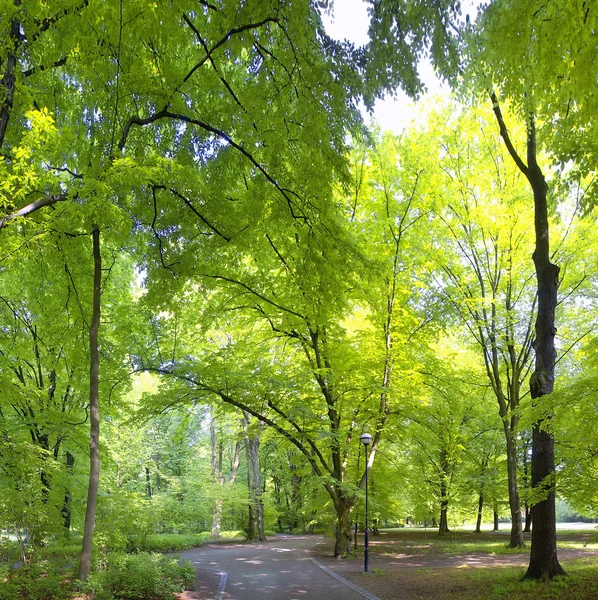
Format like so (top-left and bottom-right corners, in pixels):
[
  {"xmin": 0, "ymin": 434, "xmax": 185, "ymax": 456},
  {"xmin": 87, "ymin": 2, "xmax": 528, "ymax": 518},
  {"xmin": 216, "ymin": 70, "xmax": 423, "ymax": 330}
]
[{"xmin": 177, "ymin": 535, "xmax": 378, "ymax": 600}]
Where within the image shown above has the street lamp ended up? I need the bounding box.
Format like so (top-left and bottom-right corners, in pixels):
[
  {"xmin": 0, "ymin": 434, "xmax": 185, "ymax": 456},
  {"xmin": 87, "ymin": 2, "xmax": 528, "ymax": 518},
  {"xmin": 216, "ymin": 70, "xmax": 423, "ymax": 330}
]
[{"xmin": 360, "ymin": 432, "xmax": 373, "ymax": 574}]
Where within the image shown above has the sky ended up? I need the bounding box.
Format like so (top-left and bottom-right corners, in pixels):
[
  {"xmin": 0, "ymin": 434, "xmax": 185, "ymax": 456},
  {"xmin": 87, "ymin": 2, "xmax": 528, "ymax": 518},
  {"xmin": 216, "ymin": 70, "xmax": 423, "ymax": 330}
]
[{"xmin": 321, "ymin": 0, "xmax": 476, "ymax": 132}]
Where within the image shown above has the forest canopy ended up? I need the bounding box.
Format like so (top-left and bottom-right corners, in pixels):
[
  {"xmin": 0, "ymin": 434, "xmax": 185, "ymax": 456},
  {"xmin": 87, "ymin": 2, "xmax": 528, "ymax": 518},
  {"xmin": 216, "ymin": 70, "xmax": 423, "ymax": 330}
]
[{"xmin": 1, "ymin": 0, "xmax": 597, "ymax": 592}]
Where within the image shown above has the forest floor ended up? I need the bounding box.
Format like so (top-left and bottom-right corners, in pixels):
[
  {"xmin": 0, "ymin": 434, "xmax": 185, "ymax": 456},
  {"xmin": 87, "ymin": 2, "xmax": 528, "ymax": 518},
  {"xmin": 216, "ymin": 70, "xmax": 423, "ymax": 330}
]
[{"xmin": 311, "ymin": 528, "xmax": 598, "ymax": 600}]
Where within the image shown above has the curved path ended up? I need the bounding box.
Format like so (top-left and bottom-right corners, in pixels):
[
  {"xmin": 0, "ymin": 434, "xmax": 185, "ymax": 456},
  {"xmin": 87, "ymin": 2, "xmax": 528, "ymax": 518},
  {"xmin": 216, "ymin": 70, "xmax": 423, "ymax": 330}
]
[{"xmin": 177, "ymin": 535, "xmax": 378, "ymax": 600}]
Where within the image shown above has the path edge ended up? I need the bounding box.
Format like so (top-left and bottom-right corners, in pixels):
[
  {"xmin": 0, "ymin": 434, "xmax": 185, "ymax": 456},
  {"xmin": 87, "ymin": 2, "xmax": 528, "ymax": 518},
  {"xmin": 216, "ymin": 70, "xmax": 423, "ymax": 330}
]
[
  {"xmin": 216, "ymin": 569, "xmax": 227, "ymax": 600},
  {"xmin": 309, "ymin": 557, "xmax": 381, "ymax": 600}
]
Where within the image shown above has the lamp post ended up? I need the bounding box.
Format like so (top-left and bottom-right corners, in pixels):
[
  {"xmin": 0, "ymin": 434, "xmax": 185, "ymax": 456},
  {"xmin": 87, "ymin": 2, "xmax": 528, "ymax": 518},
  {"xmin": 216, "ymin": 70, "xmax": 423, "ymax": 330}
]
[{"xmin": 360, "ymin": 432, "xmax": 373, "ymax": 574}]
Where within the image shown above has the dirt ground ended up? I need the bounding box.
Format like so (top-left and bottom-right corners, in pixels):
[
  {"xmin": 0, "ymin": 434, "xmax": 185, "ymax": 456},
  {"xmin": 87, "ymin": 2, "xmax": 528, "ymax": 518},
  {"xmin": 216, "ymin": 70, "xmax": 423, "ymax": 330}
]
[{"xmin": 310, "ymin": 530, "xmax": 598, "ymax": 600}]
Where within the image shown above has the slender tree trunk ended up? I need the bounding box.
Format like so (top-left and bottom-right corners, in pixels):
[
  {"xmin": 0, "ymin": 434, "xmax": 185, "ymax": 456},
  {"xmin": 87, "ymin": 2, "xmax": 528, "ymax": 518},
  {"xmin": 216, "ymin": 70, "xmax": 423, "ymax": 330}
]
[
  {"xmin": 243, "ymin": 413, "xmax": 266, "ymax": 542},
  {"xmin": 522, "ymin": 434, "xmax": 532, "ymax": 533},
  {"xmin": 505, "ymin": 433, "xmax": 525, "ymax": 547},
  {"xmin": 210, "ymin": 416, "xmax": 241, "ymax": 537},
  {"xmin": 475, "ymin": 492, "xmax": 484, "ymax": 534},
  {"xmin": 79, "ymin": 228, "xmax": 101, "ymax": 581},
  {"xmin": 145, "ymin": 467, "xmax": 152, "ymax": 498},
  {"xmin": 210, "ymin": 421, "xmax": 222, "ymax": 536},
  {"xmin": 493, "ymin": 501, "xmax": 499, "ymax": 531},
  {"xmin": 438, "ymin": 452, "xmax": 451, "ymax": 536},
  {"xmin": 62, "ymin": 451, "xmax": 75, "ymax": 532},
  {"xmin": 523, "ymin": 120, "xmax": 565, "ymax": 580}
]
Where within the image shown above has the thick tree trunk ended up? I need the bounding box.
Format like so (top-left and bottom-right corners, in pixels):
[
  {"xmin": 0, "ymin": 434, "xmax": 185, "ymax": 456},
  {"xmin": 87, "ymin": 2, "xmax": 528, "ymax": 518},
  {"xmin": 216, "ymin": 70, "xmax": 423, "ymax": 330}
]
[
  {"xmin": 243, "ymin": 413, "xmax": 266, "ymax": 542},
  {"xmin": 79, "ymin": 229, "xmax": 101, "ymax": 581},
  {"xmin": 438, "ymin": 501, "xmax": 450, "ymax": 536},
  {"xmin": 475, "ymin": 492, "xmax": 484, "ymax": 534},
  {"xmin": 523, "ymin": 126, "xmax": 565, "ymax": 580},
  {"xmin": 493, "ymin": 501, "xmax": 499, "ymax": 531},
  {"xmin": 491, "ymin": 96, "xmax": 564, "ymax": 579},
  {"xmin": 505, "ymin": 433, "xmax": 525, "ymax": 547},
  {"xmin": 334, "ymin": 496, "xmax": 353, "ymax": 558}
]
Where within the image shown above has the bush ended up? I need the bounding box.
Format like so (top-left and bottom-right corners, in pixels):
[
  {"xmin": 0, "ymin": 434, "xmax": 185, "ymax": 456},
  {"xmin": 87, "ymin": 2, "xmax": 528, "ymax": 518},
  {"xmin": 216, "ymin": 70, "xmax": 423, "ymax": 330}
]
[
  {"xmin": 77, "ymin": 552, "xmax": 195, "ymax": 600},
  {"xmin": 139, "ymin": 531, "xmax": 244, "ymax": 552},
  {"xmin": 0, "ymin": 561, "xmax": 73, "ymax": 600},
  {"xmin": 137, "ymin": 533, "xmax": 209, "ymax": 552},
  {"xmin": 0, "ymin": 536, "xmax": 20, "ymax": 563}
]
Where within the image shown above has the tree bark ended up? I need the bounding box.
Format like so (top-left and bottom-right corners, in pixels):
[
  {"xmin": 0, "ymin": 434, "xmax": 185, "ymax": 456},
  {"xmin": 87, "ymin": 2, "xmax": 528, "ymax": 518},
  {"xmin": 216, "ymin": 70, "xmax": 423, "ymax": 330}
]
[
  {"xmin": 523, "ymin": 118, "xmax": 565, "ymax": 580},
  {"xmin": 505, "ymin": 432, "xmax": 525, "ymax": 547},
  {"xmin": 475, "ymin": 492, "xmax": 484, "ymax": 534},
  {"xmin": 79, "ymin": 228, "xmax": 101, "ymax": 581},
  {"xmin": 438, "ymin": 500, "xmax": 450, "ymax": 536},
  {"xmin": 334, "ymin": 496, "xmax": 353, "ymax": 558},
  {"xmin": 489, "ymin": 95, "xmax": 563, "ymax": 573},
  {"xmin": 243, "ymin": 412, "xmax": 266, "ymax": 542},
  {"xmin": 524, "ymin": 505, "xmax": 532, "ymax": 533},
  {"xmin": 0, "ymin": 0, "xmax": 20, "ymax": 151},
  {"xmin": 145, "ymin": 467, "xmax": 152, "ymax": 498},
  {"xmin": 62, "ymin": 451, "xmax": 75, "ymax": 532},
  {"xmin": 210, "ymin": 415, "xmax": 241, "ymax": 537},
  {"xmin": 493, "ymin": 501, "xmax": 499, "ymax": 531}
]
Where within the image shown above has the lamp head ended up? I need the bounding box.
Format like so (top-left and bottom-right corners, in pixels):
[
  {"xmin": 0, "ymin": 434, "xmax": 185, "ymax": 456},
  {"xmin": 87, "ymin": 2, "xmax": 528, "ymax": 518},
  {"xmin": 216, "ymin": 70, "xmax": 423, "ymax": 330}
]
[{"xmin": 360, "ymin": 433, "xmax": 373, "ymax": 446}]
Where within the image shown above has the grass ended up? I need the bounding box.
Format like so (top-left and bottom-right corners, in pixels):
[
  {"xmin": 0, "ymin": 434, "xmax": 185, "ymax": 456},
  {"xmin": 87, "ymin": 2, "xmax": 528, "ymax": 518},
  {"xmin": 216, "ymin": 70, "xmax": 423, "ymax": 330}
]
[
  {"xmin": 33, "ymin": 530, "xmax": 246, "ymax": 558},
  {"xmin": 342, "ymin": 528, "xmax": 598, "ymax": 599},
  {"xmin": 448, "ymin": 558, "xmax": 598, "ymax": 599},
  {"xmin": 366, "ymin": 527, "xmax": 598, "ymax": 557},
  {"xmin": 140, "ymin": 530, "xmax": 245, "ymax": 552}
]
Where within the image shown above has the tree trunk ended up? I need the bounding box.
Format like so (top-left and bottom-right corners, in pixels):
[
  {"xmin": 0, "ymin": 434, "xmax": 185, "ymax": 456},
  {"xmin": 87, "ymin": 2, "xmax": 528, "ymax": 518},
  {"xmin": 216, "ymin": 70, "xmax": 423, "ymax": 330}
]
[
  {"xmin": 493, "ymin": 501, "xmax": 499, "ymax": 531},
  {"xmin": 79, "ymin": 228, "xmax": 101, "ymax": 581},
  {"xmin": 438, "ymin": 502, "xmax": 450, "ymax": 536},
  {"xmin": 210, "ymin": 415, "xmax": 241, "ymax": 538},
  {"xmin": 243, "ymin": 413, "xmax": 267, "ymax": 542},
  {"xmin": 490, "ymin": 95, "xmax": 563, "ymax": 579},
  {"xmin": 334, "ymin": 496, "xmax": 353, "ymax": 558},
  {"xmin": 438, "ymin": 452, "xmax": 451, "ymax": 536},
  {"xmin": 475, "ymin": 492, "xmax": 483, "ymax": 534},
  {"xmin": 211, "ymin": 500, "xmax": 223, "ymax": 537},
  {"xmin": 522, "ymin": 433, "xmax": 532, "ymax": 533},
  {"xmin": 145, "ymin": 467, "xmax": 152, "ymax": 498},
  {"xmin": 492, "ymin": 500, "xmax": 498, "ymax": 531},
  {"xmin": 523, "ymin": 121, "xmax": 565, "ymax": 580},
  {"xmin": 524, "ymin": 505, "xmax": 532, "ymax": 533},
  {"xmin": 62, "ymin": 451, "xmax": 74, "ymax": 532},
  {"xmin": 0, "ymin": 0, "xmax": 20, "ymax": 150},
  {"xmin": 505, "ymin": 433, "xmax": 525, "ymax": 547}
]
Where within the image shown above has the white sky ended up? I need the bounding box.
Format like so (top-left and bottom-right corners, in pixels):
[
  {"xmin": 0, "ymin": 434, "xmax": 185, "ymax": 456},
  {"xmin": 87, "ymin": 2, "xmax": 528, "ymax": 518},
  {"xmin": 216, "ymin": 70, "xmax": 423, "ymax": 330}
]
[{"xmin": 322, "ymin": 0, "xmax": 477, "ymax": 132}]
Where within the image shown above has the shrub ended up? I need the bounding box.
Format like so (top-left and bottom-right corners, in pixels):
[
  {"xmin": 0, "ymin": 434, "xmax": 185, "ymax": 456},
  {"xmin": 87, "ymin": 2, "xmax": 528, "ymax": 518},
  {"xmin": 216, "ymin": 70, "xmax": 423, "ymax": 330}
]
[
  {"xmin": 80, "ymin": 552, "xmax": 195, "ymax": 600},
  {"xmin": 0, "ymin": 561, "xmax": 73, "ymax": 600}
]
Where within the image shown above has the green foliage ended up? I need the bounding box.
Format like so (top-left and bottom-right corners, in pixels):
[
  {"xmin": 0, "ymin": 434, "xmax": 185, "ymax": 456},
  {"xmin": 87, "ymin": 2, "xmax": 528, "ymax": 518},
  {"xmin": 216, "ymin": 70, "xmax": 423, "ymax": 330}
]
[
  {"xmin": 0, "ymin": 561, "xmax": 73, "ymax": 600},
  {"xmin": 138, "ymin": 531, "xmax": 244, "ymax": 553},
  {"xmin": 75, "ymin": 553, "xmax": 195, "ymax": 600}
]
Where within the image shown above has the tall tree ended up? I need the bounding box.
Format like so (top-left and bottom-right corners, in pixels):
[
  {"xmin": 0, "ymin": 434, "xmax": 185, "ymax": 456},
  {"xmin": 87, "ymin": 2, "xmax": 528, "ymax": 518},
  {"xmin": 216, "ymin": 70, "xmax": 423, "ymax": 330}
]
[{"xmin": 419, "ymin": 104, "xmax": 538, "ymax": 547}]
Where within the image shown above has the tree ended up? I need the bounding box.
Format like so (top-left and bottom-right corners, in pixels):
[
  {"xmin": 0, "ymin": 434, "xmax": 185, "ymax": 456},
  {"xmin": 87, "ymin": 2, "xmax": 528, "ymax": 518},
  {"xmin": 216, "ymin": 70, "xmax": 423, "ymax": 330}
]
[
  {"xmin": 420, "ymin": 103, "xmax": 538, "ymax": 547},
  {"xmin": 242, "ymin": 412, "xmax": 267, "ymax": 541}
]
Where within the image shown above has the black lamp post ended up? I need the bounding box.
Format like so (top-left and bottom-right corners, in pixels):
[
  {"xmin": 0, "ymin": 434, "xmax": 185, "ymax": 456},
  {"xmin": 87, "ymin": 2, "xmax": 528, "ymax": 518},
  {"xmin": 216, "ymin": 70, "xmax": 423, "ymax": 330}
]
[{"xmin": 360, "ymin": 432, "xmax": 373, "ymax": 573}]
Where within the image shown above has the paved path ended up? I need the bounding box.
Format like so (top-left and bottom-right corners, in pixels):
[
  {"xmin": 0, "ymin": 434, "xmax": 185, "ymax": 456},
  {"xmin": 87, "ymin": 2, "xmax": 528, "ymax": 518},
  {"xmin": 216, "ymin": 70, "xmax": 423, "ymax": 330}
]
[{"xmin": 177, "ymin": 535, "xmax": 378, "ymax": 600}]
